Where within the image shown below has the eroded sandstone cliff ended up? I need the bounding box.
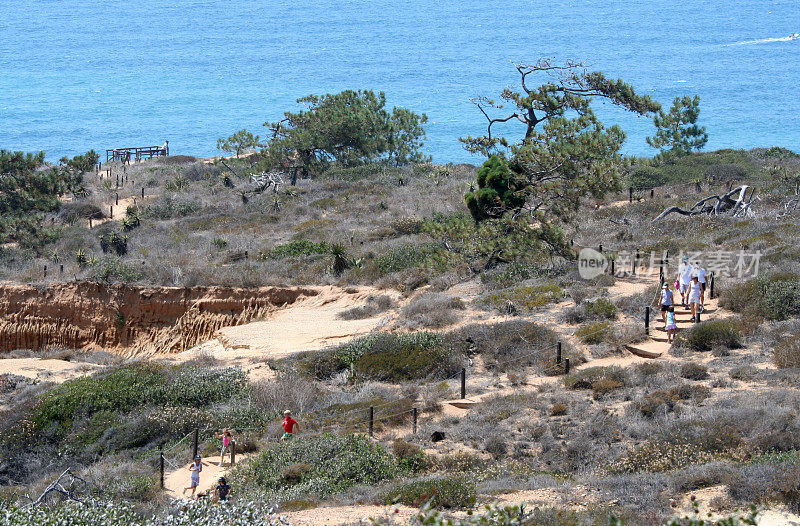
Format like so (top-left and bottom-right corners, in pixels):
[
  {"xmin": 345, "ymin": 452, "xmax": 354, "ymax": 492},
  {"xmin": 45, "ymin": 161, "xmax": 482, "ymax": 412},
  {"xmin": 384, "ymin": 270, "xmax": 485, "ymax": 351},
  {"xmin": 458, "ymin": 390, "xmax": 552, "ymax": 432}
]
[{"xmin": 0, "ymin": 282, "xmax": 318, "ymax": 356}]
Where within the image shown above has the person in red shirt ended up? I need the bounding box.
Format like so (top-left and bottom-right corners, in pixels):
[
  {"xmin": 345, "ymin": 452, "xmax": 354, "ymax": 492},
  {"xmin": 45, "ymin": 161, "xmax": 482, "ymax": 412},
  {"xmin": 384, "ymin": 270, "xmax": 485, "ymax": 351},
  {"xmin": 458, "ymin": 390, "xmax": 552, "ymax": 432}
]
[{"xmin": 281, "ymin": 410, "xmax": 300, "ymax": 441}]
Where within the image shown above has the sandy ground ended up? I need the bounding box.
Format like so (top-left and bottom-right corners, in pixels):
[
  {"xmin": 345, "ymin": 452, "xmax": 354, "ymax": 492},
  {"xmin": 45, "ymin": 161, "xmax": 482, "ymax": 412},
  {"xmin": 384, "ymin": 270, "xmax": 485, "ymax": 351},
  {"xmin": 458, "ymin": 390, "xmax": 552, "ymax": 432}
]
[
  {"xmin": 164, "ymin": 286, "xmax": 401, "ymax": 381},
  {"xmin": 164, "ymin": 452, "xmax": 250, "ymax": 499},
  {"xmin": 0, "ymin": 358, "xmax": 102, "ymax": 383}
]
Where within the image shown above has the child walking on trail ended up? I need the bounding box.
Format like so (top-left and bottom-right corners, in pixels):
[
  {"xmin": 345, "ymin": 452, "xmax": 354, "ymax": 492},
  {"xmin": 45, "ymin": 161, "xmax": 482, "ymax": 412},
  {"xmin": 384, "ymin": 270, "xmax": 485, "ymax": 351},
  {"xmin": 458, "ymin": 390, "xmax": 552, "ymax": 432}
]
[
  {"xmin": 665, "ymin": 306, "xmax": 678, "ymax": 343},
  {"xmin": 660, "ymin": 282, "xmax": 673, "ymax": 323},
  {"xmin": 281, "ymin": 410, "xmax": 300, "ymax": 441},
  {"xmin": 216, "ymin": 429, "xmax": 233, "ymax": 466},
  {"xmin": 183, "ymin": 455, "xmax": 206, "ymax": 498}
]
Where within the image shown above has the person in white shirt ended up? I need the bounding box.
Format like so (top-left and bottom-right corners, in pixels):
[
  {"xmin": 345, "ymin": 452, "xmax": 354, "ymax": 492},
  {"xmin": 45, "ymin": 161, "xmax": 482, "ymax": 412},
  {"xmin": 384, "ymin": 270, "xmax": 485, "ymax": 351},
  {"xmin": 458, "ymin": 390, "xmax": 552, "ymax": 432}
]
[
  {"xmin": 688, "ymin": 275, "xmax": 703, "ymax": 322},
  {"xmin": 696, "ymin": 263, "xmax": 708, "ymax": 311},
  {"xmin": 677, "ymin": 256, "xmax": 694, "ymax": 309}
]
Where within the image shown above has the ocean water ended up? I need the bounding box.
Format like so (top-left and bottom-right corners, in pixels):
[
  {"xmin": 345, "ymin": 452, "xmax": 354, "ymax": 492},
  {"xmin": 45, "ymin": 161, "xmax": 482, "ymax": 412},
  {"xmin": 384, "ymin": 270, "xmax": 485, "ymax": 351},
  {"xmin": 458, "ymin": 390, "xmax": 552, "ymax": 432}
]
[{"xmin": 1, "ymin": 0, "xmax": 798, "ymax": 163}]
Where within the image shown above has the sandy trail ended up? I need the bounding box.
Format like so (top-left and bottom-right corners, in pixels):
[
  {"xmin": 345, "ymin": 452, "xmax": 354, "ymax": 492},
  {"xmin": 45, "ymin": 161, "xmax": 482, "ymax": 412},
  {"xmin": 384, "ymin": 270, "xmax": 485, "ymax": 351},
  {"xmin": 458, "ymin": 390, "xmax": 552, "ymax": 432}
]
[
  {"xmin": 171, "ymin": 287, "xmax": 399, "ymax": 374},
  {"xmin": 0, "ymin": 358, "xmax": 102, "ymax": 383},
  {"xmin": 164, "ymin": 452, "xmax": 250, "ymax": 499}
]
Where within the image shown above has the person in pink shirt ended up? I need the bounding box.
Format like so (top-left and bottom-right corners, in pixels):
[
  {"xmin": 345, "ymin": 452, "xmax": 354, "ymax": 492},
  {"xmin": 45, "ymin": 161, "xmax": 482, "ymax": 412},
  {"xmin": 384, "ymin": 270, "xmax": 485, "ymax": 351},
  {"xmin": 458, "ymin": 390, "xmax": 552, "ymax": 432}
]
[{"xmin": 216, "ymin": 429, "xmax": 233, "ymax": 466}]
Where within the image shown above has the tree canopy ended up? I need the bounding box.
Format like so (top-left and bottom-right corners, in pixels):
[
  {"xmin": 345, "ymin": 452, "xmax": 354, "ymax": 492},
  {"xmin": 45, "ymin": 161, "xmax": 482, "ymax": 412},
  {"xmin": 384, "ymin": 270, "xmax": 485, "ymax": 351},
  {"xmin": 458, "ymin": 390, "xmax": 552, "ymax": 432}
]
[
  {"xmin": 0, "ymin": 150, "xmax": 83, "ymax": 249},
  {"xmin": 263, "ymin": 90, "xmax": 430, "ymax": 172},
  {"xmin": 462, "ymin": 59, "xmax": 660, "ymax": 225},
  {"xmin": 217, "ymin": 129, "xmax": 261, "ymax": 158},
  {"xmin": 646, "ymin": 95, "xmax": 708, "ymax": 158}
]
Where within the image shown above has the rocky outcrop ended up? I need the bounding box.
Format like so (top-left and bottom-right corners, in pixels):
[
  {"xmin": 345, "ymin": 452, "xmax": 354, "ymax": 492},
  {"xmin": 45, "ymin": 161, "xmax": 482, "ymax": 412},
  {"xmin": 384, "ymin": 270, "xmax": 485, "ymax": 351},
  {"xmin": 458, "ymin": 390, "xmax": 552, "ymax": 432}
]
[{"xmin": 0, "ymin": 282, "xmax": 319, "ymax": 356}]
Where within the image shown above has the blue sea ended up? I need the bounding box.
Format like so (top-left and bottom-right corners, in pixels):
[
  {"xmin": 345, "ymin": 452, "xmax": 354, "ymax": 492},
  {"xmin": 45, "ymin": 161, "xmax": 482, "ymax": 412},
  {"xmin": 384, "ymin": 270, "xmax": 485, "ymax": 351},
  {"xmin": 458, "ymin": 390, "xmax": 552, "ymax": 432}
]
[{"xmin": 1, "ymin": 0, "xmax": 798, "ymax": 163}]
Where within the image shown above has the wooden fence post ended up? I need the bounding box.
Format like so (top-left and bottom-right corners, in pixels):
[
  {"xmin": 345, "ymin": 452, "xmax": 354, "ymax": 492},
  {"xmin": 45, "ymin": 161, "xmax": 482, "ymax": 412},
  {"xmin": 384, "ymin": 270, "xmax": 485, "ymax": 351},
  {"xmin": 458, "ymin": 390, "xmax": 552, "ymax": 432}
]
[
  {"xmin": 709, "ymin": 273, "xmax": 715, "ymax": 299},
  {"xmin": 598, "ymin": 244, "xmax": 603, "ymax": 253},
  {"xmin": 645, "ymin": 306, "xmax": 650, "ymax": 335},
  {"xmin": 610, "ymin": 257, "xmax": 615, "ymax": 276},
  {"xmin": 115, "ymin": 193, "xmax": 119, "ymax": 205},
  {"xmin": 556, "ymin": 341, "xmax": 562, "ymax": 364},
  {"xmin": 412, "ymin": 407, "xmax": 418, "ymax": 435},
  {"xmin": 231, "ymin": 440, "xmax": 236, "ymax": 465},
  {"xmin": 368, "ymin": 406, "xmax": 374, "ymax": 437},
  {"xmin": 43, "ymin": 265, "xmax": 47, "ymax": 278},
  {"xmin": 564, "ymin": 358, "xmax": 570, "ymax": 375},
  {"xmin": 460, "ymin": 368, "xmax": 466, "ymax": 399},
  {"xmin": 629, "ymin": 187, "xmax": 633, "ymax": 202},
  {"xmin": 650, "ymin": 189, "xmax": 654, "ymax": 199},
  {"xmin": 142, "ymin": 187, "xmax": 145, "ymax": 199},
  {"xmin": 160, "ymin": 448, "xmax": 165, "ymax": 489}
]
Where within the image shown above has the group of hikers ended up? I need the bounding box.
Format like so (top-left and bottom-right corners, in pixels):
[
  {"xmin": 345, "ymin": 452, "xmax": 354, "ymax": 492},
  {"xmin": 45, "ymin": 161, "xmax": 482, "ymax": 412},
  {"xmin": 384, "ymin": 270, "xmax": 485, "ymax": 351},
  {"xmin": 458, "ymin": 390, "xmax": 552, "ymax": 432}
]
[
  {"xmin": 659, "ymin": 256, "xmax": 709, "ymax": 343},
  {"xmin": 182, "ymin": 410, "xmax": 301, "ymax": 499}
]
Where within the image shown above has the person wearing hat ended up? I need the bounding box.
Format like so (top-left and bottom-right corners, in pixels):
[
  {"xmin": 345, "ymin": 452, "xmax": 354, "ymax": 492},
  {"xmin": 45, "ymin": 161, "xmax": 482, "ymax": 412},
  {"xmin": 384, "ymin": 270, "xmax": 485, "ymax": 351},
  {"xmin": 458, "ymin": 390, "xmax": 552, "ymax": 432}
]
[
  {"xmin": 281, "ymin": 410, "xmax": 300, "ymax": 441},
  {"xmin": 214, "ymin": 476, "xmax": 231, "ymax": 502},
  {"xmin": 677, "ymin": 257, "xmax": 694, "ymax": 309},
  {"xmin": 183, "ymin": 454, "xmax": 206, "ymax": 498},
  {"xmin": 659, "ymin": 281, "xmax": 674, "ymax": 324}
]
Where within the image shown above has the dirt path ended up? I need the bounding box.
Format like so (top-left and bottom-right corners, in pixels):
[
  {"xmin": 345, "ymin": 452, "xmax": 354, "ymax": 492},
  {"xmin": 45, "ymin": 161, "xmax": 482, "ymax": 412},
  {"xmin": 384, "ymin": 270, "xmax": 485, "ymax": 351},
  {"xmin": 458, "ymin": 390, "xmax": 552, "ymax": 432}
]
[{"xmin": 164, "ymin": 453, "xmax": 249, "ymax": 499}]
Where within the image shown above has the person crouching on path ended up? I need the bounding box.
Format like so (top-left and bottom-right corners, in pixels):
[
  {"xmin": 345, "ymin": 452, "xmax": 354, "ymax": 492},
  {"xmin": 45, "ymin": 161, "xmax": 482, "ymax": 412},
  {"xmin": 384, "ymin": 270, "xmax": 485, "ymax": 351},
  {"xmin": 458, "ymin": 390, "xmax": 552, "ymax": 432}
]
[
  {"xmin": 183, "ymin": 455, "xmax": 206, "ymax": 498},
  {"xmin": 660, "ymin": 282, "xmax": 674, "ymax": 323},
  {"xmin": 214, "ymin": 477, "xmax": 231, "ymax": 503},
  {"xmin": 216, "ymin": 429, "xmax": 233, "ymax": 466},
  {"xmin": 689, "ymin": 275, "xmax": 703, "ymax": 322},
  {"xmin": 281, "ymin": 410, "xmax": 300, "ymax": 441}
]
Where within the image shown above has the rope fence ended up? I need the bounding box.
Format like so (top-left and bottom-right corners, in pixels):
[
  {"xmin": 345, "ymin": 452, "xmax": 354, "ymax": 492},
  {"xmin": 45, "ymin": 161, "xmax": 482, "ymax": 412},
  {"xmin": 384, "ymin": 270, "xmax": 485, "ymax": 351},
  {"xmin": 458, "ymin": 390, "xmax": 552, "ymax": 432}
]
[{"xmin": 152, "ymin": 251, "xmax": 716, "ymax": 486}]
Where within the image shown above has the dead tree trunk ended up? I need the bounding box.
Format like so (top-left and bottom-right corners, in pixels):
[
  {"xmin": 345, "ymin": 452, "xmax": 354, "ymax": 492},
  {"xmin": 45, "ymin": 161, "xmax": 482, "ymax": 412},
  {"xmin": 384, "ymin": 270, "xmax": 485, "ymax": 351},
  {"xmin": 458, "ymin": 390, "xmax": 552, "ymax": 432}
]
[{"xmin": 653, "ymin": 185, "xmax": 757, "ymax": 222}]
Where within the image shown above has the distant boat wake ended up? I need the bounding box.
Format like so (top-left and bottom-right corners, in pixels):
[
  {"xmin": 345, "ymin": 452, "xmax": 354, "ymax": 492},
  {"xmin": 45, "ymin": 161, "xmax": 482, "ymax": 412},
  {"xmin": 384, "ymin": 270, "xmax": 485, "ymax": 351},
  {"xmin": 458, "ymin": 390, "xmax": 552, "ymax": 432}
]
[{"xmin": 728, "ymin": 33, "xmax": 799, "ymax": 45}]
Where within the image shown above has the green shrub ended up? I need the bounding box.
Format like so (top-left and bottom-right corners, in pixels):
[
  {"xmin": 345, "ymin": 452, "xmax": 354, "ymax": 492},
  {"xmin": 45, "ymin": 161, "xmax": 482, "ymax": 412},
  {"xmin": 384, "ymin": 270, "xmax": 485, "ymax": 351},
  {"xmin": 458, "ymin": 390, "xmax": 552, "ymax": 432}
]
[
  {"xmin": 265, "ymin": 239, "xmax": 330, "ymax": 259},
  {"xmin": 678, "ymin": 320, "xmax": 741, "ymax": 352},
  {"xmin": 448, "ymin": 321, "xmax": 577, "ymax": 373},
  {"xmin": 477, "ymin": 283, "xmax": 565, "ymax": 312},
  {"xmin": 372, "ymin": 243, "xmax": 444, "ymax": 274},
  {"xmin": 564, "ymin": 366, "xmax": 627, "ymax": 391},
  {"xmin": 774, "ymin": 332, "xmax": 800, "ymax": 368},
  {"xmin": 586, "ymin": 298, "xmax": 617, "ymax": 320},
  {"xmin": 575, "ymin": 321, "xmax": 612, "ymax": 344},
  {"xmin": 141, "ymin": 195, "xmax": 200, "ymax": 219},
  {"xmin": 91, "ymin": 256, "xmax": 142, "ymax": 283},
  {"xmin": 720, "ymin": 273, "xmax": 800, "ymax": 320},
  {"xmin": 392, "ymin": 439, "xmax": 426, "ymax": 472},
  {"xmin": 680, "ymin": 363, "xmax": 710, "ymax": 380},
  {"xmin": 231, "ymin": 433, "xmax": 398, "ymax": 501},
  {"xmin": 382, "ymin": 477, "xmax": 476, "ymax": 509},
  {"xmin": 28, "ymin": 364, "xmax": 246, "ymax": 444},
  {"xmin": 297, "ymin": 332, "xmax": 462, "ymax": 382}
]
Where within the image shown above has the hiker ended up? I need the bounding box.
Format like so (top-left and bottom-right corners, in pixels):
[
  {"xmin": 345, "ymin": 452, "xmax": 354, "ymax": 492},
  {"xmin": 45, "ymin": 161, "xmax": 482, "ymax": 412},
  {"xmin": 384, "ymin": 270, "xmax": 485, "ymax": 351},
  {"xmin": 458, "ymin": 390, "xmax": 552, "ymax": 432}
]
[
  {"xmin": 216, "ymin": 429, "xmax": 233, "ymax": 466},
  {"xmin": 696, "ymin": 263, "xmax": 708, "ymax": 310},
  {"xmin": 665, "ymin": 306, "xmax": 678, "ymax": 343},
  {"xmin": 183, "ymin": 455, "xmax": 205, "ymax": 498},
  {"xmin": 688, "ymin": 275, "xmax": 703, "ymax": 322},
  {"xmin": 214, "ymin": 476, "xmax": 231, "ymax": 502},
  {"xmin": 660, "ymin": 282, "xmax": 674, "ymax": 323},
  {"xmin": 677, "ymin": 257, "xmax": 694, "ymax": 308},
  {"xmin": 281, "ymin": 410, "xmax": 300, "ymax": 441}
]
